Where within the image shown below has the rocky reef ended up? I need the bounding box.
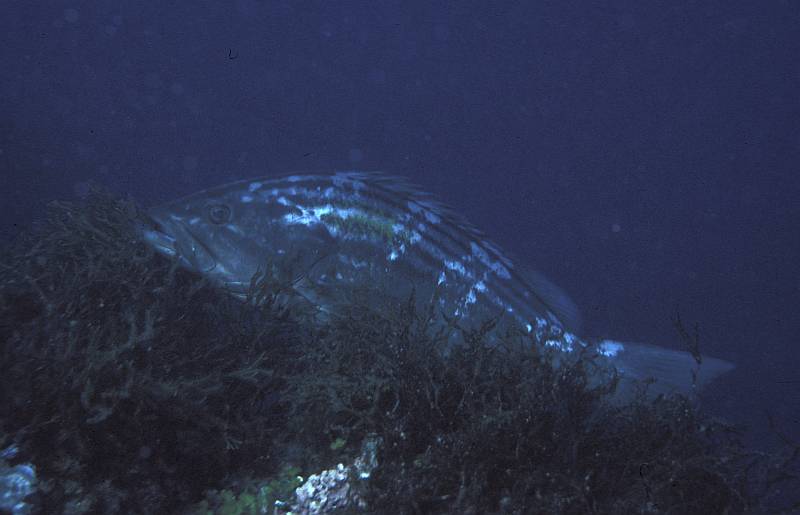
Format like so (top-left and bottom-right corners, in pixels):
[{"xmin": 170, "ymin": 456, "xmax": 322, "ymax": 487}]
[{"xmin": 0, "ymin": 191, "xmax": 796, "ymax": 513}]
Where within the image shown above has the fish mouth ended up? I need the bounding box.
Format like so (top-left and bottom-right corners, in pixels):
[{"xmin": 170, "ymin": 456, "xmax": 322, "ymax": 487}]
[
  {"xmin": 141, "ymin": 217, "xmax": 180, "ymax": 259},
  {"xmin": 141, "ymin": 212, "xmax": 217, "ymax": 273}
]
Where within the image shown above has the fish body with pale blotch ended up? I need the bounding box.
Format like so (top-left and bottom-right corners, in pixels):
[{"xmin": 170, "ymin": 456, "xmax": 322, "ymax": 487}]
[{"xmin": 142, "ymin": 172, "xmax": 734, "ymax": 398}]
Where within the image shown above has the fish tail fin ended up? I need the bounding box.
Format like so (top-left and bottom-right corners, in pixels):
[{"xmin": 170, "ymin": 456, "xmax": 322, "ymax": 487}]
[{"xmin": 602, "ymin": 340, "xmax": 735, "ymax": 397}]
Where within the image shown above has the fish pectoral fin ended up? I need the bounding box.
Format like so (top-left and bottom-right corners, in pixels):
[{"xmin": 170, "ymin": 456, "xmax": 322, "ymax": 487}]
[{"xmin": 521, "ymin": 269, "xmax": 582, "ymax": 333}]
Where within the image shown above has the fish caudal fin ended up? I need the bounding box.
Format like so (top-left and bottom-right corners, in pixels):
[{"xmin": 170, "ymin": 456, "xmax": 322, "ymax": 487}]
[{"xmin": 601, "ymin": 340, "xmax": 735, "ymax": 398}]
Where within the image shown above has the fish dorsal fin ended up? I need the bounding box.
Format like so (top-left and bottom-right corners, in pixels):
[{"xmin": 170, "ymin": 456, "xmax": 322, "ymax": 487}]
[
  {"xmin": 334, "ymin": 171, "xmax": 583, "ymax": 333},
  {"xmin": 334, "ymin": 171, "xmax": 492, "ymax": 239}
]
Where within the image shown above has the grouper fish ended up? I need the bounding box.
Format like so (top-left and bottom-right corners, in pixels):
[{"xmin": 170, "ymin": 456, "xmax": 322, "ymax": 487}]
[{"xmin": 142, "ymin": 171, "xmax": 734, "ymax": 398}]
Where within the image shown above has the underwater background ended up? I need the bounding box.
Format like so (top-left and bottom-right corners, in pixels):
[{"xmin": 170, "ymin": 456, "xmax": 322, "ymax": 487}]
[{"xmin": 1, "ymin": 0, "xmax": 798, "ymax": 509}]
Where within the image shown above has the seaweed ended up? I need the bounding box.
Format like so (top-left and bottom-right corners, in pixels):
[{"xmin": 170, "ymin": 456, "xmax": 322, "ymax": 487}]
[
  {"xmin": 0, "ymin": 190, "xmax": 796, "ymax": 513},
  {"xmin": 0, "ymin": 190, "xmax": 303, "ymax": 512},
  {"xmin": 190, "ymin": 465, "xmax": 304, "ymax": 515},
  {"xmin": 283, "ymin": 273, "xmax": 798, "ymax": 513}
]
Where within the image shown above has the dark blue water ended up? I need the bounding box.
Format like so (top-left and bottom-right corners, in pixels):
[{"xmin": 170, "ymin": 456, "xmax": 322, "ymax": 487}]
[{"xmin": 2, "ymin": 0, "xmax": 798, "ymax": 468}]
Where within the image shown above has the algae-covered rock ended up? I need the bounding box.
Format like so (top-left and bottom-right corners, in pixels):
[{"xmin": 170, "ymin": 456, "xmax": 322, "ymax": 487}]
[
  {"xmin": 0, "ymin": 191, "xmax": 796, "ymax": 513},
  {"xmin": 0, "ymin": 192, "xmax": 305, "ymax": 512}
]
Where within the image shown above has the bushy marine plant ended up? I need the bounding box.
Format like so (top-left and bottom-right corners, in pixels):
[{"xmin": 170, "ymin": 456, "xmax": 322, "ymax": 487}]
[
  {"xmin": 284, "ymin": 285, "xmax": 798, "ymax": 514},
  {"xmin": 0, "ymin": 190, "xmax": 796, "ymax": 514},
  {"xmin": 0, "ymin": 191, "xmax": 307, "ymax": 512}
]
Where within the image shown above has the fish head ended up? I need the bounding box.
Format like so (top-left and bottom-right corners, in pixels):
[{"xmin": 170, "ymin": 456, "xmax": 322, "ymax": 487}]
[{"xmin": 142, "ymin": 183, "xmax": 277, "ymax": 294}]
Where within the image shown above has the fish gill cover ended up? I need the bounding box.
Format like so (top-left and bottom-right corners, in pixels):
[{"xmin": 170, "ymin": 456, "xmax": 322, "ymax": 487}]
[{"xmin": 0, "ymin": 188, "xmax": 797, "ymax": 513}]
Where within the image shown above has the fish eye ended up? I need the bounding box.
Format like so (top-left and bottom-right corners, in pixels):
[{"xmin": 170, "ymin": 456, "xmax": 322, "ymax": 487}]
[{"xmin": 207, "ymin": 203, "xmax": 232, "ymax": 224}]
